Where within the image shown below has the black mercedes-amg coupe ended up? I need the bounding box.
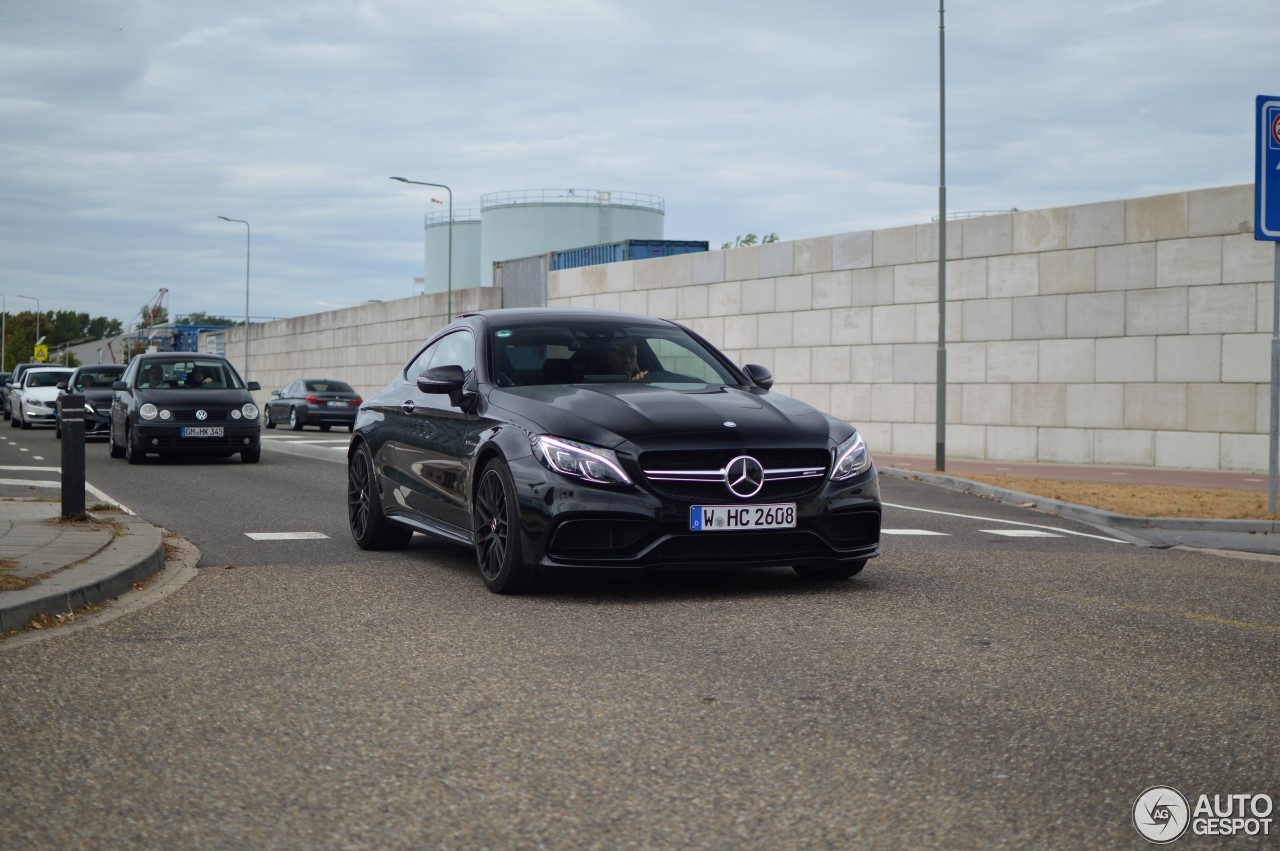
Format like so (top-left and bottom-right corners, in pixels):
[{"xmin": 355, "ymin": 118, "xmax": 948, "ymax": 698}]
[{"xmin": 348, "ymin": 308, "xmax": 881, "ymax": 593}]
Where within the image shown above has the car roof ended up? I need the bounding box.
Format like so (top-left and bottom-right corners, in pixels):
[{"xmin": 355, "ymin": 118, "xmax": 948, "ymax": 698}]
[{"xmin": 464, "ymin": 308, "xmax": 674, "ymax": 328}]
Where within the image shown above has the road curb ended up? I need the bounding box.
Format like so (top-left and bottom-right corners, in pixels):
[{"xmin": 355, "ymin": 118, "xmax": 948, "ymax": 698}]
[
  {"xmin": 878, "ymin": 465, "xmax": 1280, "ymax": 535},
  {"xmin": 0, "ymin": 514, "xmax": 166, "ymax": 633}
]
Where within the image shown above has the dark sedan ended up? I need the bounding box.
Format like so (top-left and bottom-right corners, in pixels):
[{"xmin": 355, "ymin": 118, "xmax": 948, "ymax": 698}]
[
  {"xmin": 55, "ymin": 364, "xmax": 126, "ymax": 439},
  {"xmin": 347, "ymin": 308, "xmax": 881, "ymax": 594},
  {"xmin": 264, "ymin": 378, "xmax": 362, "ymax": 432},
  {"xmin": 108, "ymin": 354, "xmax": 262, "ymax": 464}
]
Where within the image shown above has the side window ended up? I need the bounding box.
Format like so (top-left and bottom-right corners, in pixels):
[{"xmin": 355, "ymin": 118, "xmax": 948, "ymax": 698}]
[
  {"xmin": 647, "ymin": 338, "xmax": 723, "ymax": 383},
  {"xmin": 404, "ymin": 340, "xmax": 441, "ymax": 383},
  {"xmin": 428, "ymin": 330, "xmax": 476, "ymax": 375}
]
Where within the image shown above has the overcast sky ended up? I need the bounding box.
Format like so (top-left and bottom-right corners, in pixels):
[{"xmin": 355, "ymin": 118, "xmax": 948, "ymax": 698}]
[{"xmin": 1, "ymin": 0, "xmax": 1273, "ymax": 327}]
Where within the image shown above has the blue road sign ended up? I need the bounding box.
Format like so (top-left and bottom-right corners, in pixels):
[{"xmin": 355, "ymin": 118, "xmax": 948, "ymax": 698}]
[{"xmin": 1256, "ymin": 95, "xmax": 1280, "ymax": 241}]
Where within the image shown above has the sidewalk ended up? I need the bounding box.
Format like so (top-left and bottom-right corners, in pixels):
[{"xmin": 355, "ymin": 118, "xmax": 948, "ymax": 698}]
[
  {"xmin": 877, "ymin": 454, "xmax": 1280, "ymax": 556},
  {"xmin": 0, "ymin": 499, "xmax": 165, "ymax": 633}
]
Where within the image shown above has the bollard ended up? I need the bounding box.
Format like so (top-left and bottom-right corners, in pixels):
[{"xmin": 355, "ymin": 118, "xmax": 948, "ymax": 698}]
[{"xmin": 59, "ymin": 393, "xmax": 86, "ymax": 518}]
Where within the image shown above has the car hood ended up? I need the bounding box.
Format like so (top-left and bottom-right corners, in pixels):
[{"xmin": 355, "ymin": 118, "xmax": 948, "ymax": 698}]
[
  {"xmin": 132, "ymin": 388, "xmax": 254, "ymax": 406},
  {"xmin": 21, "ymin": 387, "xmax": 62, "ymax": 402},
  {"xmin": 487, "ymin": 383, "xmax": 838, "ymax": 449}
]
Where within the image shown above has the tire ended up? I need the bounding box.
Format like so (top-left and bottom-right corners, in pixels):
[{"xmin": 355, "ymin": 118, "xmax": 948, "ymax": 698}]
[
  {"xmin": 265, "ymin": 417, "xmax": 276, "ymax": 429},
  {"xmin": 793, "ymin": 560, "xmax": 867, "ymax": 581},
  {"xmin": 125, "ymin": 425, "xmax": 147, "ymax": 465},
  {"xmin": 242, "ymin": 447, "xmax": 261, "ymax": 464},
  {"xmin": 9, "ymin": 411, "xmax": 17, "ymax": 428},
  {"xmin": 20, "ymin": 412, "xmax": 31, "ymax": 429},
  {"xmin": 347, "ymin": 443, "xmax": 411, "ymax": 550},
  {"xmin": 320, "ymin": 424, "xmax": 331, "ymax": 432},
  {"xmin": 472, "ymin": 457, "xmax": 534, "ymax": 594},
  {"xmin": 55, "ymin": 420, "xmax": 62, "ymax": 439},
  {"xmin": 289, "ymin": 408, "xmax": 303, "ymax": 431},
  {"xmin": 109, "ymin": 423, "xmax": 125, "ymax": 458}
]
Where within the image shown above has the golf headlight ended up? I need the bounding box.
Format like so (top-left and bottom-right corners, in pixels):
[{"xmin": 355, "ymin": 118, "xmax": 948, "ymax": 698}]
[
  {"xmin": 139, "ymin": 403, "xmax": 159, "ymax": 420},
  {"xmin": 534, "ymin": 436, "xmax": 632, "ymax": 485},
  {"xmin": 832, "ymin": 431, "xmax": 870, "ymax": 480},
  {"xmin": 242, "ymin": 403, "xmax": 259, "ymax": 419}
]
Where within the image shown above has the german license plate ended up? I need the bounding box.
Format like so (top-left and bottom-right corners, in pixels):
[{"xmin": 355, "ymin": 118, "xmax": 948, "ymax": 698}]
[
  {"xmin": 326, "ymin": 400, "xmax": 347, "ymax": 407},
  {"xmin": 181, "ymin": 426, "xmax": 224, "ymax": 438},
  {"xmin": 690, "ymin": 503, "xmax": 796, "ymax": 531}
]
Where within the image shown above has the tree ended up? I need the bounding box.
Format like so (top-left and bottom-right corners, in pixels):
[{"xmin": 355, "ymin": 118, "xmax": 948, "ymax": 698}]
[
  {"xmin": 142, "ymin": 303, "xmax": 169, "ymax": 327},
  {"xmin": 175, "ymin": 312, "xmax": 241, "ymax": 327},
  {"xmin": 720, "ymin": 232, "xmax": 780, "ymax": 249}
]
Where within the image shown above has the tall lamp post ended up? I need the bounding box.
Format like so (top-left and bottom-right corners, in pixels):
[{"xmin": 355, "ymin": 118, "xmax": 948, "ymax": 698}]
[
  {"xmin": 217, "ymin": 217, "xmax": 251, "ymax": 380},
  {"xmin": 390, "ymin": 177, "xmax": 453, "ymax": 322},
  {"xmin": 0, "ymin": 294, "xmax": 6, "ymax": 372},
  {"xmin": 935, "ymin": 0, "xmax": 948, "ymax": 473},
  {"xmin": 16, "ymin": 295, "xmax": 39, "ymax": 362}
]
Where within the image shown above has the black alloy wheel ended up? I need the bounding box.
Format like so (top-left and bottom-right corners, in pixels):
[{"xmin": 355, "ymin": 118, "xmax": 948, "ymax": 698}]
[
  {"xmin": 347, "ymin": 443, "xmax": 411, "ymax": 550},
  {"xmin": 472, "ymin": 458, "xmax": 533, "ymax": 594},
  {"xmin": 792, "ymin": 560, "xmax": 867, "ymax": 581}
]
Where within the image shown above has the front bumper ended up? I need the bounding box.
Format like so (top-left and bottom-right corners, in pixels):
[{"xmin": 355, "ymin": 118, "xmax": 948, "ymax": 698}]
[
  {"xmin": 133, "ymin": 421, "xmax": 261, "ymax": 454},
  {"xmin": 508, "ymin": 455, "xmax": 882, "ymax": 571}
]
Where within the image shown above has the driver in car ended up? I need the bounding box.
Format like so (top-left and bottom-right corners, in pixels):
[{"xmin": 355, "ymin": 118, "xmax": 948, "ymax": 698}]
[{"xmin": 607, "ymin": 340, "xmax": 649, "ymax": 381}]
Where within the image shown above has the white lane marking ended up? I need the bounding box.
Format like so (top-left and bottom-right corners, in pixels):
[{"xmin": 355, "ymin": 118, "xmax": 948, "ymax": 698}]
[
  {"xmin": 0, "ymin": 477, "xmax": 56, "ymax": 487},
  {"xmin": 0, "ymin": 465, "xmax": 59, "ymax": 471},
  {"xmin": 0, "ymin": 476, "xmax": 137, "ymax": 515},
  {"xmin": 982, "ymin": 529, "xmax": 1065, "ymax": 538},
  {"xmin": 245, "ymin": 532, "xmax": 331, "ymax": 541},
  {"xmin": 882, "ymin": 529, "xmax": 950, "ymax": 536},
  {"xmin": 882, "ymin": 502, "xmax": 1130, "ymax": 544}
]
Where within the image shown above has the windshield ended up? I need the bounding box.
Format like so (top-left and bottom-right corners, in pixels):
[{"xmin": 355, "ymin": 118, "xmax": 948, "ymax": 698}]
[
  {"xmin": 73, "ymin": 367, "xmax": 124, "ymax": 391},
  {"xmin": 25, "ymin": 370, "xmax": 72, "ymax": 388},
  {"xmin": 138, "ymin": 359, "xmax": 244, "ymax": 390},
  {"xmin": 489, "ymin": 321, "xmax": 739, "ymax": 389}
]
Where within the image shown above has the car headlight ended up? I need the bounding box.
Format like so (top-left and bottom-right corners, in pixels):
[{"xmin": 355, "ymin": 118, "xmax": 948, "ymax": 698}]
[
  {"xmin": 242, "ymin": 403, "xmax": 259, "ymax": 420},
  {"xmin": 534, "ymin": 436, "xmax": 632, "ymax": 486},
  {"xmin": 84, "ymin": 402, "xmax": 96, "ymax": 415},
  {"xmin": 139, "ymin": 403, "xmax": 159, "ymax": 420},
  {"xmin": 831, "ymin": 431, "xmax": 870, "ymax": 480}
]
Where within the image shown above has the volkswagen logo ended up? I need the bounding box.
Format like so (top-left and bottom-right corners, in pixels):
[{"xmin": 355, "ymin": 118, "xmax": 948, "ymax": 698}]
[
  {"xmin": 724, "ymin": 455, "xmax": 765, "ymax": 498},
  {"xmin": 196, "ymin": 409, "xmax": 208, "ymax": 421}
]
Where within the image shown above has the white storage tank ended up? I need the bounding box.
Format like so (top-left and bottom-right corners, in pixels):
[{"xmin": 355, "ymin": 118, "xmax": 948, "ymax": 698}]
[
  {"xmin": 478, "ymin": 189, "xmax": 665, "ymax": 285},
  {"xmin": 424, "ymin": 209, "xmax": 482, "ymax": 295}
]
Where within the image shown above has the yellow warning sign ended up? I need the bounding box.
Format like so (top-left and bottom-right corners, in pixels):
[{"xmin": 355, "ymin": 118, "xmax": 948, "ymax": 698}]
[{"xmin": 33, "ymin": 344, "xmax": 48, "ymax": 362}]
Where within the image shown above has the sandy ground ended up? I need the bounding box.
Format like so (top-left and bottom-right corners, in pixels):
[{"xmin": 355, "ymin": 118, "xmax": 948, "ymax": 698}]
[{"xmin": 944, "ymin": 473, "xmax": 1280, "ymax": 521}]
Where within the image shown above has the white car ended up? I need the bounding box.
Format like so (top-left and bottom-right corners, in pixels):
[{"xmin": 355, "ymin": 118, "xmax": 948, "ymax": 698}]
[{"xmin": 12, "ymin": 366, "xmax": 73, "ymax": 429}]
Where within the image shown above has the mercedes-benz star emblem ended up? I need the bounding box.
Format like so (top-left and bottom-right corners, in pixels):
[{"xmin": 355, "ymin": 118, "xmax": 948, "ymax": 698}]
[
  {"xmin": 724, "ymin": 455, "xmax": 765, "ymax": 498},
  {"xmin": 196, "ymin": 410, "xmax": 207, "ymax": 421}
]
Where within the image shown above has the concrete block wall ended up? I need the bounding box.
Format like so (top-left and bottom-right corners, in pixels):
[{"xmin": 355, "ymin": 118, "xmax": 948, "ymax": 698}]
[
  {"xmin": 549, "ymin": 184, "xmax": 1274, "ymax": 473},
  {"xmin": 219, "ymin": 287, "xmax": 502, "ymax": 407}
]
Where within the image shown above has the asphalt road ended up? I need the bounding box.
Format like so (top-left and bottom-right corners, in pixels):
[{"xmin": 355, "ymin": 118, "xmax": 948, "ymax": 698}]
[{"xmin": 1, "ymin": 423, "xmax": 1277, "ymax": 849}]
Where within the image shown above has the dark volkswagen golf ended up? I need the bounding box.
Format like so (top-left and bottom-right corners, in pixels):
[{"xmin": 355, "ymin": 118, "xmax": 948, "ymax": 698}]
[
  {"xmin": 108, "ymin": 353, "xmax": 262, "ymax": 464},
  {"xmin": 348, "ymin": 309, "xmax": 881, "ymax": 593}
]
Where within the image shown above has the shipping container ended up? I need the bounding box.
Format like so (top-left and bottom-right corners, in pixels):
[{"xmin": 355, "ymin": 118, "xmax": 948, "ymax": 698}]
[{"xmin": 549, "ymin": 239, "xmax": 709, "ymax": 271}]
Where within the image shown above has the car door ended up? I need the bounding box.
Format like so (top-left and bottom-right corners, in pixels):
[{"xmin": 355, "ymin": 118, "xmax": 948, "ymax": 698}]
[
  {"xmin": 382, "ymin": 329, "xmax": 489, "ymax": 535},
  {"xmin": 109, "ymin": 359, "xmax": 140, "ymax": 445}
]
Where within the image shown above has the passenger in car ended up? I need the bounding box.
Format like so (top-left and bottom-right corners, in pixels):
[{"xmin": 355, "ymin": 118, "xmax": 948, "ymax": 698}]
[
  {"xmin": 142, "ymin": 364, "xmax": 167, "ymax": 388},
  {"xmin": 186, "ymin": 367, "xmax": 212, "ymax": 387}
]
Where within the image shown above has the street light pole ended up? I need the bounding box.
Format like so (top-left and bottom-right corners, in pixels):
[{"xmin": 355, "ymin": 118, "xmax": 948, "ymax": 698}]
[
  {"xmin": 16, "ymin": 295, "xmax": 39, "ymax": 361},
  {"xmin": 217, "ymin": 217, "xmax": 251, "ymax": 380},
  {"xmin": 936, "ymin": 0, "xmax": 948, "ymax": 473},
  {"xmin": 0, "ymin": 294, "xmax": 6, "ymax": 372},
  {"xmin": 391, "ymin": 177, "xmax": 453, "ymax": 322}
]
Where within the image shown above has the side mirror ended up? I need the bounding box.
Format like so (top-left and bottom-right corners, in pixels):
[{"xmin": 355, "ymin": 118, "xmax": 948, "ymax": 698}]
[
  {"xmin": 56, "ymin": 381, "xmax": 68, "ymax": 390},
  {"xmin": 271, "ymin": 389, "xmax": 281, "ymax": 397},
  {"xmin": 112, "ymin": 380, "xmax": 127, "ymax": 391},
  {"xmin": 247, "ymin": 381, "xmax": 261, "ymax": 391},
  {"xmin": 417, "ymin": 364, "xmax": 466, "ymax": 395},
  {"xmin": 743, "ymin": 364, "xmax": 773, "ymax": 390}
]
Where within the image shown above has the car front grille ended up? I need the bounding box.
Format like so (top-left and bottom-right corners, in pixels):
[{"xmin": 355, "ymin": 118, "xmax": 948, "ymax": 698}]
[
  {"xmin": 171, "ymin": 409, "xmax": 234, "ymax": 422},
  {"xmin": 638, "ymin": 448, "xmax": 829, "ymax": 502}
]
